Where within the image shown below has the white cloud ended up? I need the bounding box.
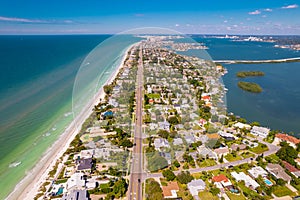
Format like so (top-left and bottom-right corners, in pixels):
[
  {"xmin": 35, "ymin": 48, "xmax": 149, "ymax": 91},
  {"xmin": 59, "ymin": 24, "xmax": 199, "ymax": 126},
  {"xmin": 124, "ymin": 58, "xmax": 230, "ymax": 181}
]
[
  {"xmin": 264, "ymin": 8, "xmax": 273, "ymax": 12},
  {"xmin": 281, "ymin": 4, "xmax": 298, "ymax": 9},
  {"xmin": 175, "ymin": 24, "xmax": 180, "ymax": 27},
  {"xmin": 248, "ymin": 10, "xmax": 261, "ymax": 15},
  {"xmin": 0, "ymin": 16, "xmax": 46, "ymax": 23},
  {"xmin": 223, "ymin": 20, "xmax": 228, "ymax": 23}
]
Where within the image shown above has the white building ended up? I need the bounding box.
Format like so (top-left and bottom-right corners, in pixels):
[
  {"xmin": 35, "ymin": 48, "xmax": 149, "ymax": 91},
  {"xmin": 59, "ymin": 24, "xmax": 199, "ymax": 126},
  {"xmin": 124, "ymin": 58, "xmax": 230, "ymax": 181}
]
[
  {"xmin": 248, "ymin": 166, "xmax": 268, "ymax": 179},
  {"xmin": 233, "ymin": 122, "xmax": 251, "ymax": 130},
  {"xmin": 66, "ymin": 172, "xmax": 85, "ymax": 190},
  {"xmin": 251, "ymin": 126, "xmax": 270, "ymax": 138},
  {"xmin": 154, "ymin": 138, "xmax": 170, "ymax": 150},
  {"xmin": 231, "ymin": 172, "xmax": 259, "ymax": 189},
  {"xmin": 187, "ymin": 179, "xmax": 206, "ymax": 196}
]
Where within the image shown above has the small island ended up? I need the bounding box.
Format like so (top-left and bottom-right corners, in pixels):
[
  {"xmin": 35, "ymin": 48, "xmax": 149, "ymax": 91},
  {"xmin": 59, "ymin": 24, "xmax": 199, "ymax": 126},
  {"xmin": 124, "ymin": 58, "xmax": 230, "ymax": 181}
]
[
  {"xmin": 236, "ymin": 71, "xmax": 265, "ymax": 78},
  {"xmin": 238, "ymin": 81, "xmax": 263, "ymax": 93}
]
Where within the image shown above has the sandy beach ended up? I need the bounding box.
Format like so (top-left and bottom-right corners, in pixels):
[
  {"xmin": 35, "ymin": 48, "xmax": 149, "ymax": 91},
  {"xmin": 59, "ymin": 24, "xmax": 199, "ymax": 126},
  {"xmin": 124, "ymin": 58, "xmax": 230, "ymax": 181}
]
[{"xmin": 6, "ymin": 42, "xmax": 138, "ymax": 200}]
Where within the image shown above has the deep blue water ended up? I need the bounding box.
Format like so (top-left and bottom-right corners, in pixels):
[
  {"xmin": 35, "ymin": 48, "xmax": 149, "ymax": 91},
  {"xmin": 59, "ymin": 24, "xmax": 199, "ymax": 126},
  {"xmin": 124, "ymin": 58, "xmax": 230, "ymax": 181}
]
[{"xmin": 195, "ymin": 37, "xmax": 300, "ymax": 134}]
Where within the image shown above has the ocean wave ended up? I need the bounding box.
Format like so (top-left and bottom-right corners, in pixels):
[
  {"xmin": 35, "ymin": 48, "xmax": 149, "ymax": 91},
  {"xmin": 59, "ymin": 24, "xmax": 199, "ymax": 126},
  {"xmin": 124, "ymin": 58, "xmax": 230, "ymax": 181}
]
[
  {"xmin": 64, "ymin": 112, "xmax": 73, "ymax": 117},
  {"xmin": 9, "ymin": 161, "xmax": 21, "ymax": 168}
]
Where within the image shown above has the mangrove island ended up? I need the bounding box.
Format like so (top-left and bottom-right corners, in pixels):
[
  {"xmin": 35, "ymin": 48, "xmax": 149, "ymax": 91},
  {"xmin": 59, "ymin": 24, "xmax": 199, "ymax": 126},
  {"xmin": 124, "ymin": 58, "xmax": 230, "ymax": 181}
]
[
  {"xmin": 238, "ymin": 81, "xmax": 263, "ymax": 93},
  {"xmin": 236, "ymin": 71, "xmax": 265, "ymax": 78}
]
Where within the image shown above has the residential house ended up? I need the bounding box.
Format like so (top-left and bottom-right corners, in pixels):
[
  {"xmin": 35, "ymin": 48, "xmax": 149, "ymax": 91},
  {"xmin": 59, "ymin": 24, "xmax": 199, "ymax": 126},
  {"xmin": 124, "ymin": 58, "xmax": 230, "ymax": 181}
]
[
  {"xmin": 233, "ymin": 122, "xmax": 251, "ymax": 130},
  {"xmin": 158, "ymin": 121, "xmax": 170, "ymax": 131},
  {"xmin": 250, "ymin": 126, "xmax": 270, "ymax": 138},
  {"xmin": 184, "ymin": 134, "xmax": 196, "ymax": 144},
  {"xmin": 66, "ymin": 172, "xmax": 85, "ymax": 190},
  {"xmin": 214, "ymin": 147, "xmax": 229, "ymax": 158},
  {"xmin": 80, "ymin": 149, "xmax": 94, "ymax": 159},
  {"xmin": 207, "ymin": 133, "xmax": 220, "ymax": 140},
  {"xmin": 231, "ymin": 144, "xmax": 247, "ymax": 151},
  {"xmin": 266, "ymin": 163, "xmax": 291, "ymax": 183},
  {"xmin": 77, "ymin": 158, "xmax": 93, "ymax": 172},
  {"xmin": 212, "ymin": 174, "xmax": 232, "ymax": 190},
  {"xmin": 62, "ymin": 189, "xmax": 90, "ymax": 200},
  {"xmin": 274, "ymin": 133, "xmax": 300, "ymax": 148},
  {"xmin": 248, "ymin": 166, "xmax": 268, "ymax": 179},
  {"xmin": 187, "ymin": 179, "xmax": 206, "ymax": 197},
  {"xmin": 154, "ymin": 138, "xmax": 170, "ymax": 150},
  {"xmin": 231, "ymin": 172, "xmax": 259, "ymax": 190},
  {"xmin": 197, "ymin": 146, "xmax": 218, "ymax": 160},
  {"xmin": 218, "ymin": 131, "xmax": 235, "ymax": 140},
  {"xmin": 173, "ymin": 138, "xmax": 183, "ymax": 146},
  {"xmin": 162, "ymin": 182, "xmax": 179, "ymax": 199},
  {"xmin": 282, "ymin": 161, "xmax": 300, "ymax": 177}
]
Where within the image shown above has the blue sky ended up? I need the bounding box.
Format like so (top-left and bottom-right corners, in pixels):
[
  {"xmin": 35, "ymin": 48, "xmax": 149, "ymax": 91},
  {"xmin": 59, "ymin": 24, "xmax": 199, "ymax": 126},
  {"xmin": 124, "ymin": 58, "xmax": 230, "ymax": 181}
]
[{"xmin": 0, "ymin": 0, "xmax": 299, "ymax": 35}]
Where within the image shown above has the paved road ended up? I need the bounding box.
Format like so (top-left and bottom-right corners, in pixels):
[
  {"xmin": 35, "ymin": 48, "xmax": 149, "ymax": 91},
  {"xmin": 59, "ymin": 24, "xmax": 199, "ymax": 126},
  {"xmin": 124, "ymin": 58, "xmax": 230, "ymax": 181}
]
[
  {"xmin": 128, "ymin": 46, "xmax": 144, "ymax": 200},
  {"xmin": 148, "ymin": 137, "xmax": 280, "ymax": 178}
]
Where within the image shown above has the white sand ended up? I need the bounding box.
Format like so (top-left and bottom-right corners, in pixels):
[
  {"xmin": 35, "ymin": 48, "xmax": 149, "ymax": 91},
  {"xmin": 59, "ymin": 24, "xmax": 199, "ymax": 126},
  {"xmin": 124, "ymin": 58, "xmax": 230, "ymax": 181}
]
[{"xmin": 6, "ymin": 43, "xmax": 138, "ymax": 200}]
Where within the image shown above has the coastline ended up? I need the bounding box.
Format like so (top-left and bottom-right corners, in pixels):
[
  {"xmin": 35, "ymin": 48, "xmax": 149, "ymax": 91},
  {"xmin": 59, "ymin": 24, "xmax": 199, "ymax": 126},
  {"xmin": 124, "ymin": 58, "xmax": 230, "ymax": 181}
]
[{"xmin": 6, "ymin": 42, "xmax": 138, "ymax": 200}]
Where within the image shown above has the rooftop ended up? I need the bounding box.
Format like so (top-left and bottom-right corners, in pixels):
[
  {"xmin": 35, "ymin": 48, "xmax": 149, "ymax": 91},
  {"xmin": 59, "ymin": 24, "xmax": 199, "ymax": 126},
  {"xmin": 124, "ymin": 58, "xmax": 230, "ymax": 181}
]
[{"xmin": 276, "ymin": 133, "xmax": 300, "ymax": 145}]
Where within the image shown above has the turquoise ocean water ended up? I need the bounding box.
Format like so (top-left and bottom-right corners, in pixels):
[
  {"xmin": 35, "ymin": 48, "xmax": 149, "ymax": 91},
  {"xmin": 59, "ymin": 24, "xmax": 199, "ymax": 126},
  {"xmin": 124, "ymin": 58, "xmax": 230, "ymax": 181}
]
[{"xmin": 0, "ymin": 35, "xmax": 300, "ymax": 199}]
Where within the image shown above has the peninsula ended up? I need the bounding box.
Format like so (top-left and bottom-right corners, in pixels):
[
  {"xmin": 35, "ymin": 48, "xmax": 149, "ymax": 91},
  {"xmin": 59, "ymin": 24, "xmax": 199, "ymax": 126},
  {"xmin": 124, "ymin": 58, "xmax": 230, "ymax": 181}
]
[{"xmin": 26, "ymin": 36, "xmax": 300, "ymax": 200}]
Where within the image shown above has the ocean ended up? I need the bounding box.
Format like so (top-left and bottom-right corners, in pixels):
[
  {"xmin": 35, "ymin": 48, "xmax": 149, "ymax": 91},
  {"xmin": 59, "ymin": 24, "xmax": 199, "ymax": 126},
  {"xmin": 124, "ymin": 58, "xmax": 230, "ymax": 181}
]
[{"xmin": 0, "ymin": 35, "xmax": 300, "ymax": 199}]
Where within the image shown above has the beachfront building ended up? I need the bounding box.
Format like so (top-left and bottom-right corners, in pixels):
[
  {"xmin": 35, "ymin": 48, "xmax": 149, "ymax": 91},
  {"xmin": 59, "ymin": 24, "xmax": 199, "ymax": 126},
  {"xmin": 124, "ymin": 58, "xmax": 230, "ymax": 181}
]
[
  {"xmin": 61, "ymin": 189, "xmax": 90, "ymax": 200},
  {"xmin": 250, "ymin": 126, "xmax": 270, "ymax": 138},
  {"xmin": 233, "ymin": 122, "xmax": 251, "ymax": 130}
]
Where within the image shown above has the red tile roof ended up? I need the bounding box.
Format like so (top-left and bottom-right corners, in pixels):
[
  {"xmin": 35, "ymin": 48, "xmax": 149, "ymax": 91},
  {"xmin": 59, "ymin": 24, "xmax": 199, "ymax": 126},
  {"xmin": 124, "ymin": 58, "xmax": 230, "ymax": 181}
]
[
  {"xmin": 276, "ymin": 133, "xmax": 300, "ymax": 144},
  {"xmin": 282, "ymin": 161, "xmax": 299, "ymax": 173},
  {"xmin": 162, "ymin": 182, "xmax": 179, "ymax": 197},
  {"xmin": 212, "ymin": 174, "xmax": 229, "ymax": 183}
]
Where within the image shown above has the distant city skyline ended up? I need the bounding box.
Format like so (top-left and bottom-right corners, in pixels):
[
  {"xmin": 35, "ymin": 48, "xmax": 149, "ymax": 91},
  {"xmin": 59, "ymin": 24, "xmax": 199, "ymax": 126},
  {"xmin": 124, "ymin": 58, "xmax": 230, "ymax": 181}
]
[{"xmin": 0, "ymin": 0, "xmax": 299, "ymax": 35}]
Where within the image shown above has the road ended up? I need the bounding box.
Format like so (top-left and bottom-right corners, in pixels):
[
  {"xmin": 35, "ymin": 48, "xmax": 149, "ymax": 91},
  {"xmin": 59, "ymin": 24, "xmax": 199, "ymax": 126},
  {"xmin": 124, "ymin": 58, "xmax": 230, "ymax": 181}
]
[
  {"xmin": 128, "ymin": 46, "xmax": 144, "ymax": 200},
  {"xmin": 148, "ymin": 136, "xmax": 280, "ymax": 178}
]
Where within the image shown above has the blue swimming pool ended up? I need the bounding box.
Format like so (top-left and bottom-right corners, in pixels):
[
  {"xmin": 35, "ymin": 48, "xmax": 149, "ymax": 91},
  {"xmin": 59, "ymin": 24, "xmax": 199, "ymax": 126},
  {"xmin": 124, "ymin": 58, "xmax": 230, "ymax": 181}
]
[{"xmin": 264, "ymin": 179, "xmax": 272, "ymax": 186}]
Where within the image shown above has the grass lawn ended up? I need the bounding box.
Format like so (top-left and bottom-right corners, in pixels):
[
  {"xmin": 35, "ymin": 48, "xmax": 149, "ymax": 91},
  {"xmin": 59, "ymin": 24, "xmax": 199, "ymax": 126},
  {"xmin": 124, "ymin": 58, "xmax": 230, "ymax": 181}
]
[
  {"xmin": 147, "ymin": 93, "xmax": 160, "ymax": 99},
  {"xmin": 291, "ymin": 183, "xmax": 300, "ymax": 192},
  {"xmin": 198, "ymin": 191, "xmax": 218, "ymax": 200},
  {"xmin": 265, "ymin": 154, "xmax": 280, "ymax": 163},
  {"xmin": 197, "ymin": 159, "xmax": 217, "ymax": 167},
  {"xmin": 240, "ymin": 151, "xmax": 255, "ymax": 159},
  {"xmin": 237, "ymin": 182, "xmax": 261, "ymax": 199},
  {"xmin": 272, "ymin": 185, "xmax": 295, "ymax": 197},
  {"xmin": 250, "ymin": 143, "xmax": 269, "ymax": 154},
  {"xmin": 99, "ymin": 183, "xmax": 110, "ymax": 189},
  {"xmin": 225, "ymin": 153, "xmax": 243, "ymax": 162},
  {"xmin": 226, "ymin": 192, "xmax": 246, "ymax": 200},
  {"xmin": 177, "ymin": 183, "xmax": 193, "ymax": 200}
]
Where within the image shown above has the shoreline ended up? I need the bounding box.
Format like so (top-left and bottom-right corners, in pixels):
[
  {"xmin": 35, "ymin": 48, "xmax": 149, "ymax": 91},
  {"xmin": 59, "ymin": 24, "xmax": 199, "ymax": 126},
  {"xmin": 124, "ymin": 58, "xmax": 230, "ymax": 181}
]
[{"xmin": 6, "ymin": 42, "xmax": 138, "ymax": 200}]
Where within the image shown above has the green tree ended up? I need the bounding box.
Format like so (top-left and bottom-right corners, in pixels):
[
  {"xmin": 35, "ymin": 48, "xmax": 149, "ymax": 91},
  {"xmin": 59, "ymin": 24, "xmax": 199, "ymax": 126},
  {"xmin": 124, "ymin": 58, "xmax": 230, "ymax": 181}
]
[
  {"xmin": 145, "ymin": 179, "xmax": 163, "ymax": 200},
  {"xmin": 210, "ymin": 187, "xmax": 220, "ymax": 196},
  {"xmin": 157, "ymin": 130, "xmax": 169, "ymax": 139},
  {"xmin": 173, "ymin": 160, "xmax": 180, "ymax": 168},
  {"xmin": 162, "ymin": 169, "xmax": 176, "ymax": 181},
  {"xmin": 177, "ymin": 171, "xmax": 194, "ymax": 184}
]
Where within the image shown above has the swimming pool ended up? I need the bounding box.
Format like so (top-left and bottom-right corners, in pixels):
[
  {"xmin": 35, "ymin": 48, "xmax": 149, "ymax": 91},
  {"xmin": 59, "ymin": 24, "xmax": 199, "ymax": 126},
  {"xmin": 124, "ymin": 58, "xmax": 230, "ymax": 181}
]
[{"xmin": 264, "ymin": 179, "xmax": 273, "ymax": 186}]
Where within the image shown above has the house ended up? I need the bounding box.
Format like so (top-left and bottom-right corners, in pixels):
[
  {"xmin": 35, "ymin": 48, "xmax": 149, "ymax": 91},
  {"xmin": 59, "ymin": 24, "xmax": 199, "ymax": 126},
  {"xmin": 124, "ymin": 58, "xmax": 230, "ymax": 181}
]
[
  {"xmin": 231, "ymin": 144, "xmax": 247, "ymax": 151},
  {"xmin": 162, "ymin": 182, "xmax": 179, "ymax": 199},
  {"xmin": 62, "ymin": 189, "xmax": 90, "ymax": 200},
  {"xmin": 187, "ymin": 179, "xmax": 206, "ymax": 196},
  {"xmin": 212, "ymin": 174, "xmax": 232, "ymax": 189},
  {"xmin": 66, "ymin": 172, "xmax": 85, "ymax": 190},
  {"xmin": 160, "ymin": 152, "xmax": 172, "ymax": 165},
  {"xmin": 77, "ymin": 158, "xmax": 93, "ymax": 171},
  {"xmin": 266, "ymin": 163, "xmax": 291, "ymax": 183},
  {"xmin": 231, "ymin": 172, "xmax": 259, "ymax": 190},
  {"xmin": 248, "ymin": 166, "xmax": 268, "ymax": 179},
  {"xmin": 207, "ymin": 133, "xmax": 220, "ymax": 140},
  {"xmin": 214, "ymin": 147, "xmax": 229, "ymax": 158},
  {"xmin": 80, "ymin": 149, "xmax": 94, "ymax": 159},
  {"xmin": 218, "ymin": 131, "xmax": 235, "ymax": 140},
  {"xmin": 158, "ymin": 121, "xmax": 170, "ymax": 131},
  {"xmin": 233, "ymin": 122, "xmax": 251, "ymax": 130},
  {"xmin": 274, "ymin": 133, "xmax": 300, "ymax": 148},
  {"xmin": 250, "ymin": 126, "xmax": 270, "ymax": 138},
  {"xmin": 184, "ymin": 134, "xmax": 196, "ymax": 144},
  {"xmin": 173, "ymin": 138, "xmax": 183, "ymax": 145},
  {"xmin": 154, "ymin": 138, "xmax": 170, "ymax": 150},
  {"xmin": 282, "ymin": 161, "xmax": 300, "ymax": 177},
  {"xmin": 197, "ymin": 146, "xmax": 218, "ymax": 160}
]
